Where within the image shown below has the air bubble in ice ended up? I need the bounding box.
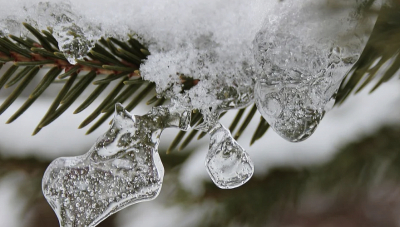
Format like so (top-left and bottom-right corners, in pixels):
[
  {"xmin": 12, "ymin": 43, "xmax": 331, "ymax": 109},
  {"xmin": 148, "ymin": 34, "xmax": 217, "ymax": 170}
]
[{"xmin": 42, "ymin": 103, "xmax": 191, "ymax": 227}]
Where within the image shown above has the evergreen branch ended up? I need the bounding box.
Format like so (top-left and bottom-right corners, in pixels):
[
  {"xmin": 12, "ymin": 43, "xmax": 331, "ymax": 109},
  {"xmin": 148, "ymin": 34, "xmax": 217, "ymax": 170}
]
[
  {"xmin": 167, "ymin": 131, "xmax": 187, "ymax": 154},
  {"xmin": 33, "ymin": 73, "xmax": 78, "ymax": 135},
  {"xmin": 229, "ymin": 108, "xmax": 246, "ymax": 133},
  {"xmin": 179, "ymin": 130, "xmax": 200, "ymax": 151},
  {"xmin": 336, "ymin": 0, "xmax": 400, "ymax": 104},
  {"xmin": 250, "ymin": 117, "xmax": 270, "ymax": 145},
  {"xmin": 0, "ymin": 67, "xmax": 40, "ymax": 115},
  {"xmin": 78, "ymin": 77, "xmax": 127, "ymax": 129},
  {"xmin": 146, "ymin": 95, "xmax": 159, "ymax": 105},
  {"xmin": 0, "ymin": 23, "xmax": 151, "ymax": 136},
  {"xmin": 6, "ymin": 67, "xmax": 63, "ymax": 124},
  {"xmin": 234, "ymin": 104, "xmax": 258, "ymax": 140},
  {"xmin": 0, "ymin": 1, "xmax": 399, "ymax": 151},
  {"xmin": 74, "ymin": 74, "xmax": 116, "ymax": 114}
]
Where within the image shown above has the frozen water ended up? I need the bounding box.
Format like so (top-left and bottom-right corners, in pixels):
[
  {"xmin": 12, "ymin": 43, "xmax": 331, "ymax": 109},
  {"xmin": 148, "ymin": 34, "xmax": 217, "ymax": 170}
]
[
  {"xmin": 0, "ymin": 1, "xmax": 381, "ymax": 133},
  {"xmin": 0, "ymin": 18, "xmax": 21, "ymax": 38},
  {"xmin": 0, "ymin": 0, "xmax": 381, "ymax": 126},
  {"xmin": 42, "ymin": 103, "xmax": 191, "ymax": 227},
  {"xmin": 0, "ymin": 1, "xmax": 382, "ymax": 223},
  {"xmin": 0, "ymin": 0, "xmax": 266, "ymax": 111},
  {"xmin": 253, "ymin": 40, "xmax": 349, "ymax": 141},
  {"xmin": 49, "ymin": 5, "xmax": 99, "ymax": 65},
  {"xmin": 32, "ymin": 2, "xmax": 102, "ymax": 64},
  {"xmin": 205, "ymin": 123, "xmax": 254, "ymax": 189},
  {"xmin": 0, "ymin": 2, "xmax": 102, "ymax": 64},
  {"xmin": 194, "ymin": 114, "xmax": 254, "ymax": 189},
  {"xmin": 253, "ymin": 0, "xmax": 381, "ymax": 142}
]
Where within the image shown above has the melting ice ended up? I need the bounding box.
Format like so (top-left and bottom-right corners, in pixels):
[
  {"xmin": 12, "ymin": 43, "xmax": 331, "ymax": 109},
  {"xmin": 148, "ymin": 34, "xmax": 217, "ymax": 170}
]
[
  {"xmin": 205, "ymin": 123, "xmax": 254, "ymax": 189},
  {"xmin": 42, "ymin": 102, "xmax": 255, "ymax": 226},
  {"xmin": 0, "ymin": 1, "xmax": 380, "ymax": 142},
  {"xmin": 1, "ymin": 1, "xmax": 382, "ymax": 225},
  {"xmin": 253, "ymin": 0, "xmax": 381, "ymax": 142},
  {"xmin": 42, "ymin": 104, "xmax": 191, "ymax": 227}
]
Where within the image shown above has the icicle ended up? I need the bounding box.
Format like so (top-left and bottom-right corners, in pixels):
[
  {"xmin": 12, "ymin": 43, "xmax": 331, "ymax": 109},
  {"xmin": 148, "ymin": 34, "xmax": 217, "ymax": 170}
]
[
  {"xmin": 253, "ymin": 1, "xmax": 380, "ymax": 142},
  {"xmin": 253, "ymin": 37, "xmax": 349, "ymax": 142},
  {"xmin": 49, "ymin": 4, "xmax": 98, "ymax": 65},
  {"xmin": 42, "ymin": 103, "xmax": 190, "ymax": 227},
  {"xmin": 194, "ymin": 110, "xmax": 254, "ymax": 189},
  {"xmin": 205, "ymin": 123, "xmax": 254, "ymax": 189}
]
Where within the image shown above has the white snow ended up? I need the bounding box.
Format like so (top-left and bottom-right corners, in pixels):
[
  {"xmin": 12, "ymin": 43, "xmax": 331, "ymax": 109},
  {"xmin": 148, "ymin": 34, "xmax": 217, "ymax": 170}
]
[{"xmin": 0, "ymin": 0, "xmax": 380, "ymax": 113}]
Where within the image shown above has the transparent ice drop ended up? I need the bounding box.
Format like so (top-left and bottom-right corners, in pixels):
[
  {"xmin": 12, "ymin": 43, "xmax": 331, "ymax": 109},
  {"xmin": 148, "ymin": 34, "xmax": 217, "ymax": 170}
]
[
  {"xmin": 203, "ymin": 122, "xmax": 254, "ymax": 189},
  {"xmin": 42, "ymin": 103, "xmax": 190, "ymax": 227},
  {"xmin": 49, "ymin": 7, "xmax": 98, "ymax": 65},
  {"xmin": 253, "ymin": 1, "xmax": 381, "ymax": 142}
]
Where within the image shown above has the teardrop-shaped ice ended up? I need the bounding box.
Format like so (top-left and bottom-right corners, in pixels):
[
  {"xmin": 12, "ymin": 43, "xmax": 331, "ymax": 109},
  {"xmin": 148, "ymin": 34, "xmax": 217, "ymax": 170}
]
[
  {"xmin": 42, "ymin": 103, "xmax": 191, "ymax": 227},
  {"xmin": 254, "ymin": 82, "xmax": 328, "ymax": 142},
  {"xmin": 253, "ymin": 35, "xmax": 356, "ymax": 142},
  {"xmin": 205, "ymin": 123, "xmax": 254, "ymax": 189},
  {"xmin": 252, "ymin": 0, "xmax": 381, "ymax": 142},
  {"xmin": 54, "ymin": 21, "xmax": 95, "ymax": 65}
]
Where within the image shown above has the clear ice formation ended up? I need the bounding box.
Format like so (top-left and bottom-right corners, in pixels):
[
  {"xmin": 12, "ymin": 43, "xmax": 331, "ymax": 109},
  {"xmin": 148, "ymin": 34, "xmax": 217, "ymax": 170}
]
[
  {"xmin": 252, "ymin": 1, "xmax": 380, "ymax": 142},
  {"xmin": 204, "ymin": 123, "xmax": 254, "ymax": 189},
  {"xmin": 42, "ymin": 2, "xmax": 99, "ymax": 64},
  {"xmin": 0, "ymin": 2, "xmax": 101, "ymax": 64},
  {"xmin": 53, "ymin": 20, "xmax": 96, "ymax": 65},
  {"xmin": 42, "ymin": 102, "xmax": 254, "ymax": 227},
  {"xmin": 253, "ymin": 35, "xmax": 349, "ymax": 142},
  {"xmin": 192, "ymin": 108, "xmax": 254, "ymax": 189},
  {"xmin": 42, "ymin": 103, "xmax": 191, "ymax": 227}
]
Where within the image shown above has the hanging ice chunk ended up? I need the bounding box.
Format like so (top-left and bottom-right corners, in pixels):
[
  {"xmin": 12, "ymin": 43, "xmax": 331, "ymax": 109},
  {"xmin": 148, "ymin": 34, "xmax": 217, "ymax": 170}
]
[
  {"xmin": 42, "ymin": 103, "xmax": 190, "ymax": 227},
  {"xmin": 0, "ymin": 2, "xmax": 102, "ymax": 64},
  {"xmin": 204, "ymin": 122, "xmax": 254, "ymax": 189},
  {"xmin": 253, "ymin": 0, "xmax": 381, "ymax": 142},
  {"xmin": 54, "ymin": 22, "xmax": 96, "ymax": 65},
  {"xmin": 43, "ymin": 2, "xmax": 100, "ymax": 65},
  {"xmin": 253, "ymin": 37, "xmax": 341, "ymax": 141}
]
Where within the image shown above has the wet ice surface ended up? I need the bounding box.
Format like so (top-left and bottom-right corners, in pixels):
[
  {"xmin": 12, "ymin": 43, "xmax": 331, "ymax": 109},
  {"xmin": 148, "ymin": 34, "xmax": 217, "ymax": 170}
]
[
  {"xmin": 205, "ymin": 123, "xmax": 254, "ymax": 189},
  {"xmin": 0, "ymin": 1, "xmax": 380, "ymax": 140},
  {"xmin": 0, "ymin": 0, "xmax": 380, "ymax": 143},
  {"xmin": 42, "ymin": 104, "xmax": 191, "ymax": 227},
  {"xmin": 42, "ymin": 102, "xmax": 255, "ymax": 227},
  {"xmin": 252, "ymin": 1, "xmax": 380, "ymax": 142},
  {"xmin": 31, "ymin": 2, "xmax": 99, "ymax": 64},
  {"xmin": 1, "ymin": 0, "xmax": 383, "ymax": 224},
  {"xmin": 0, "ymin": 0, "xmax": 262, "ymax": 112},
  {"xmin": 0, "ymin": 2, "xmax": 101, "ymax": 64},
  {"xmin": 253, "ymin": 35, "xmax": 351, "ymax": 141}
]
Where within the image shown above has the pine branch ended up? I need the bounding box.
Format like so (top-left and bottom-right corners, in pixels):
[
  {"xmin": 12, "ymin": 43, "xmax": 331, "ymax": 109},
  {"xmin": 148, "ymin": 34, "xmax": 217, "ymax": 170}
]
[
  {"xmin": 0, "ymin": 1, "xmax": 399, "ymax": 150},
  {"xmin": 0, "ymin": 23, "xmax": 153, "ymax": 135},
  {"xmin": 336, "ymin": 0, "xmax": 400, "ymax": 104}
]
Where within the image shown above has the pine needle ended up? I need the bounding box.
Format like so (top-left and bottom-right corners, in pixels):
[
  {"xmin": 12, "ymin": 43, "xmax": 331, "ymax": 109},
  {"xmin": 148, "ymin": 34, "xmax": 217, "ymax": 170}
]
[{"xmin": 0, "ymin": 67, "xmax": 40, "ymax": 115}]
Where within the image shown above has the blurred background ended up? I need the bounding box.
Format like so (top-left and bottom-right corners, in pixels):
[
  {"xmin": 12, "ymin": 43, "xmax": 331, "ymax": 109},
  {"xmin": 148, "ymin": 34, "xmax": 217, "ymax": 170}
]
[{"xmin": 1, "ymin": 62, "xmax": 400, "ymax": 227}]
